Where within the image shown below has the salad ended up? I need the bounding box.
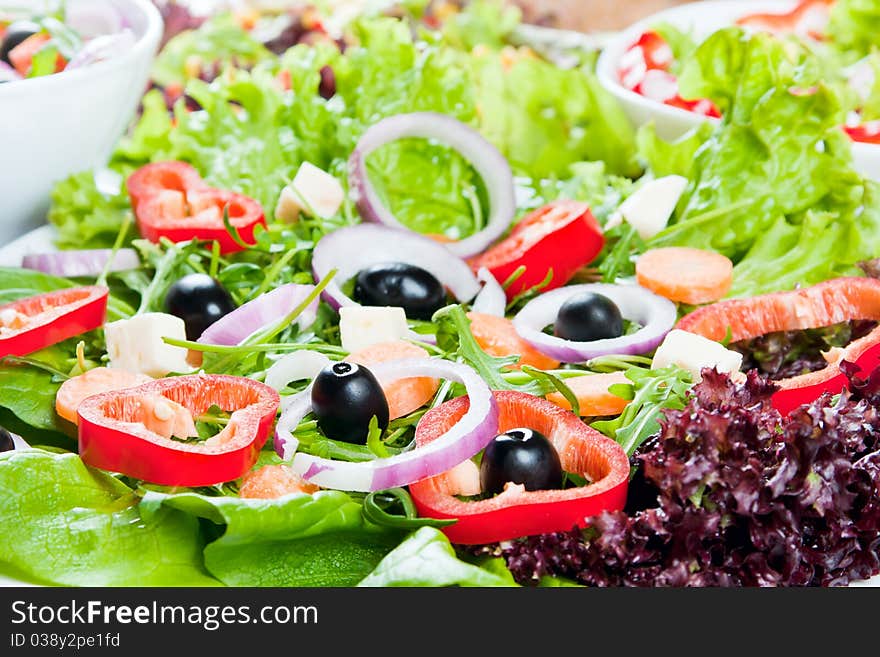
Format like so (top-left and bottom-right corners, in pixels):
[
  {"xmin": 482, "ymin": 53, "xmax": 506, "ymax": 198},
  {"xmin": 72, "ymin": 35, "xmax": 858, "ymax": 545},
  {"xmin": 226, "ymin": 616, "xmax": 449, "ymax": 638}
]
[
  {"xmin": 1, "ymin": 0, "xmax": 880, "ymax": 588},
  {"xmin": 617, "ymin": 0, "xmax": 880, "ymax": 144},
  {"xmin": 0, "ymin": 1, "xmax": 137, "ymax": 82}
]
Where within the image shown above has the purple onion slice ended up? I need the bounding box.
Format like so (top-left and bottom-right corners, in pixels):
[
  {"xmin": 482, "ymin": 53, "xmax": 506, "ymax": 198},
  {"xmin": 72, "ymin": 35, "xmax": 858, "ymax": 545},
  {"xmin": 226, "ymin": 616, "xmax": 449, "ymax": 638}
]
[
  {"xmin": 21, "ymin": 249, "xmax": 141, "ymax": 278},
  {"xmin": 348, "ymin": 112, "xmax": 516, "ymax": 258},
  {"xmin": 276, "ymin": 358, "xmax": 498, "ymax": 492},
  {"xmin": 512, "ymin": 283, "xmax": 677, "ymax": 363}
]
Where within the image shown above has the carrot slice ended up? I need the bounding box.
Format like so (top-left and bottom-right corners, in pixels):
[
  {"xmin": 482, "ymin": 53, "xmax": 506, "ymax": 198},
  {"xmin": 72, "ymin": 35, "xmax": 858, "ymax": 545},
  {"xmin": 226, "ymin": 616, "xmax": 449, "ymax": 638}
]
[
  {"xmin": 546, "ymin": 371, "xmax": 631, "ymax": 417},
  {"xmin": 467, "ymin": 311, "xmax": 560, "ymax": 370},
  {"xmin": 55, "ymin": 367, "xmax": 151, "ymax": 425},
  {"xmin": 240, "ymin": 464, "xmax": 319, "ymax": 499},
  {"xmin": 636, "ymin": 246, "xmax": 733, "ymax": 305},
  {"xmin": 345, "ymin": 341, "xmax": 439, "ymax": 419}
]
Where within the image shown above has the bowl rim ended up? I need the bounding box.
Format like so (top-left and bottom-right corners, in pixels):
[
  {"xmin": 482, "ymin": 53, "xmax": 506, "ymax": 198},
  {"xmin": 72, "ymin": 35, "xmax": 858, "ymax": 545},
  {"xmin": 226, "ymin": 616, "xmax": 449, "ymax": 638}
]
[
  {"xmin": 594, "ymin": 0, "xmax": 880, "ymax": 158},
  {"xmin": 0, "ymin": 0, "xmax": 162, "ymax": 97}
]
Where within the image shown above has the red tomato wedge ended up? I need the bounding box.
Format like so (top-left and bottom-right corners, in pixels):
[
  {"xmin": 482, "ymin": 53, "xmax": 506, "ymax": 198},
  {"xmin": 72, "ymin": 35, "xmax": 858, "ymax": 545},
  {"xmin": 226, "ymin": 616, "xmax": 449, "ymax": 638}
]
[
  {"xmin": 636, "ymin": 247, "xmax": 733, "ymax": 305},
  {"xmin": 127, "ymin": 162, "xmax": 265, "ymax": 254},
  {"xmin": 345, "ymin": 341, "xmax": 439, "ymax": 419},
  {"xmin": 409, "ymin": 391, "xmax": 630, "ymax": 544},
  {"xmin": 0, "ymin": 287, "xmax": 108, "ymax": 358},
  {"xmin": 677, "ymin": 277, "xmax": 880, "ymax": 414},
  {"xmin": 467, "ymin": 311, "xmax": 560, "ymax": 370},
  {"xmin": 634, "ymin": 30, "xmax": 673, "ymax": 71},
  {"xmin": 546, "ymin": 371, "xmax": 631, "ymax": 417},
  {"xmin": 470, "ymin": 201, "xmax": 604, "ymax": 300},
  {"xmin": 78, "ymin": 374, "xmax": 280, "ymax": 486},
  {"xmin": 56, "ymin": 367, "xmax": 152, "ymax": 425}
]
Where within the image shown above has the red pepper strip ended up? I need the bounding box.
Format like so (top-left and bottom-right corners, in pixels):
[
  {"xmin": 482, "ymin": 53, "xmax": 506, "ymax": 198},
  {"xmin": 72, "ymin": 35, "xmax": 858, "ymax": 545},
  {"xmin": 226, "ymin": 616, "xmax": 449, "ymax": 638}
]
[
  {"xmin": 0, "ymin": 287, "xmax": 108, "ymax": 358},
  {"xmin": 409, "ymin": 391, "xmax": 629, "ymax": 545},
  {"xmin": 127, "ymin": 162, "xmax": 266, "ymax": 254},
  {"xmin": 677, "ymin": 277, "xmax": 880, "ymax": 414},
  {"xmin": 736, "ymin": 0, "xmax": 833, "ymax": 39},
  {"xmin": 469, "ymin": 201, "xmax": 604, "ymax": 301},
  {"xmin": 78, "ymin": 374, "xmax": 280, "ymax": 486},
  {"xmin": 845, "ymin": 121, "xmax": 880, "ymax": 145}
]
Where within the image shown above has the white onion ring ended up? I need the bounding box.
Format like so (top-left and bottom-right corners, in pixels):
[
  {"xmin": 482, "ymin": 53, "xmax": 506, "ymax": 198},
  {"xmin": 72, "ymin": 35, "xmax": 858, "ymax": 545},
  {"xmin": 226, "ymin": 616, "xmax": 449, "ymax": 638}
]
[
  {"xmin": 512, "ymin": 283, "xmax": 678, "ymax": 363},
  {"xmin": 0, "ymin": 61, "xmax": 22, "ymax": 82},
  {"xmin": 198, "ymin": 284, "xmax": 318, "ymax": 346},
  {"xmin": 11, "ymin": 433, "xmax": 29, "ymax": 450},
  {"xmin": 471, "ymin": 267, "xmax": 506, "ymax": 317},
  {"xmin": 348, "ymin": 112, "xmax": 516, "ymax": 258},
  {"xmin": 67, "ymin": 30, "xmax": 137, "ymax": 70},
  {"xmin": 265, "ymin": 350, "xmax": 332, "ymax": 411},
  {"xmin": 21, "ymin": 249, "xmax": 141, "ymax": 278},
  {"xmin": 66, "ymin": 0, "xmax": 124, "ymax": 38},
  {"xmin": 275, "ymin": 358, "xmax": 498, "ymax": 492},
  {"xmin": 312, "ymin": 224, "xmax": 480, "ymax": 311}
]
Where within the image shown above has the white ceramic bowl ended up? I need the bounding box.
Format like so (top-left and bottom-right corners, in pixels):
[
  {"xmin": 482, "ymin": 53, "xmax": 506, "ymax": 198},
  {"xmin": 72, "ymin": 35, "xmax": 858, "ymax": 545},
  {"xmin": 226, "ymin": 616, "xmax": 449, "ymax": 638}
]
[
  {"xmin": 0, "ymin": 0, "xmax": 162, "ymax": 244},
  {"xmin": 596, "ymin": 0, "xmax": 880, "ymax": 181}
]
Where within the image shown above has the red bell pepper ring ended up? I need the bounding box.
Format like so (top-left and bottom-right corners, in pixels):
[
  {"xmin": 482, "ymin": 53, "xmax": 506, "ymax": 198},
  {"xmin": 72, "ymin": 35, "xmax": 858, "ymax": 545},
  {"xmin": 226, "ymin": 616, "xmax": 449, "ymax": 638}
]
[
  {"xmin": 78, "ymin": 374, "xmax": 280, "ymax": 486},
  {"xmin": 127, "ymin": 161, "xmax": 266, "ymax": 254},
  {"xmin": 736, "ymin": 0, "xmax": 833, "ymax": 40},
  {"xmin": 470, "ymin": 201, "xmax": 604, "ymax": 301},
  {"xmin": 845, "ymin": 121, "xmax": 880, "ymax": 145},
  {"xmin": 409, "ymin": 391, "xmax": 630, "ymax": 545},
  {"xmin": 0, "ymin": 286, "xmax": 108, "ymax": 358},
  {"xmin": 677, "ymin": 277, "xmax": 880, "ymax": 415}
]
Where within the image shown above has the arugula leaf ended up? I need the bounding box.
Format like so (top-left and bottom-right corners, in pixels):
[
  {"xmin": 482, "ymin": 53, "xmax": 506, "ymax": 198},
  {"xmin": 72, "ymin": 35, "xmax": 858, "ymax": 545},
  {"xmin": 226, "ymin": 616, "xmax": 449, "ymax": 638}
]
[
  {"xmin": 141, "ymin": 489, "xmax": 404, "ymax": 587},
  {"xmin": 358, "ymin": 527, "xmax": 517, "ymax": 587},
  {"xmin": 0, "ymin": 450, "xmax": 216, "ymax": 586}
]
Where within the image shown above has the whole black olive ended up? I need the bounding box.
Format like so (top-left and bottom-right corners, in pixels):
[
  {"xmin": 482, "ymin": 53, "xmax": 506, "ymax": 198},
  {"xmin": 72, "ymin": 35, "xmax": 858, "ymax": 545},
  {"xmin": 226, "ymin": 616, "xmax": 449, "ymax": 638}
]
[
  {"xmin": 480, "ymin": 428, "xmax": 563, "ymax": 496},
  {"xmin": 0, "ymin": 21, "xmax": 39, "ymax": 65},
  {"xmin": 554, "ymin": 291, "xmax": 624, "ymax": 342},
  {"xmin": 353, "ymin": 262, "xmax": 445, "ymax": 320},
  {"xmin": 164, "ymin": 273, "xmax": 237, "ymax": 340},
  {"xmin": 311, "ymin": 362, "xmax": 389, "ymax": 444},
  {"xmin": 0, "ymin": 427, "xmax": 15, "ymax": 453}
]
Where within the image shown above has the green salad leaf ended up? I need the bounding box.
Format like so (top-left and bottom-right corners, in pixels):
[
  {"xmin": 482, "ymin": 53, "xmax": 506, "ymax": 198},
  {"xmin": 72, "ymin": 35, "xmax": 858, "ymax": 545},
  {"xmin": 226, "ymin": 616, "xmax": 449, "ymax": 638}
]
[
  {"xmin": 439, "ymin": 0, "xmax": 522, "ymax": 51},
  {"xmin": 0, "ymin": 450, "xmax": 216, "ymax": 586},
  {"xmin": 828, "ymin": 0, "xmax": 880, "ymax": 63}
]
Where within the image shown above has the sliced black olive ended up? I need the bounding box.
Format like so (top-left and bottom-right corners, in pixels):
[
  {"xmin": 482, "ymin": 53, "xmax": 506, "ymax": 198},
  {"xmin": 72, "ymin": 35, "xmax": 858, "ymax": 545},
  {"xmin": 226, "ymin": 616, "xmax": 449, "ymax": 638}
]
[
  {"xmin": 311, "ymin": 361, "xmax": 389, "ymax": 444},
  {"xmin": 0, "ymin": 21, "xmax": 39, "ymax": 65},
  {"xmin": 164, "ymin": 273, "xmax": 237, "ymax": 340},
  {"xmin": 554, "ymin": 291, "xmax": 624, "ymax": 342},
  {"xmin": 0, "ymin": 427, "xmax": 14, "ymax": 453},
  {"xmin": 353, "ymin": 262, "xmax": 445, "ymax": 321},
  {"xmin": 479, "ymin": 427, "xmax": 563, "ymax": 496}
]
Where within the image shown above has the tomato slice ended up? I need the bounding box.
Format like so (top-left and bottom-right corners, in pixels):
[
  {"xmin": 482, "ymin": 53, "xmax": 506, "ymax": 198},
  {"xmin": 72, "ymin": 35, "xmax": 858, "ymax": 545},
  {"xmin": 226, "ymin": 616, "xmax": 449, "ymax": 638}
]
[
  {"xmin": 126, "ymin": 162, "xmax": 266, "ymax": 254},
  {"xmin": 677, "ymin": 277, "xmax": 880, "ymax": 414},
  {"xmin": 0, "ymin": 287, "xmax": 108, "ymax": 358},
  {"xmin": 409, "ymin": 391, "xmax": 630, "ymax": 544},
  {"xmin": 78, "ymin": 374, "xmax": 280, "ymax": 486},
  {"xmin": 470, "ymin": 201, "xmax": 604, "ymax": 300}
]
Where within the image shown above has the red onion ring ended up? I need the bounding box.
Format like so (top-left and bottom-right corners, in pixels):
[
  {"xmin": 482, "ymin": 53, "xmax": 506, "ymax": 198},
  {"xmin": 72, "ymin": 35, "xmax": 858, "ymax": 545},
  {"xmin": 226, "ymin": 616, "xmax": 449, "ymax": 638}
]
[
  {"xmin": 66, "ymin": 0, "xmax": 125, "ymax": 38},
  {"xmin": 312, "ymin": 224, "xmax": 481, "ymax": 311},
  {"xmin": 265, "ymin": 350, "xmax": 332, "ymax": 410},
  {"xmin": 512, "ymin": 283, "xmax": 678, "ymax": 363},
  {"xmin": 275, "ymin": 358, "xmax": 498, "ymax": 492},
  {"xmin": 21, "ymin": 249, "xmax": 141, "ymax": 278},
  {"xmin": 348, "ymin": 112, "xmax": 516, "ymax": 258},
  {"xmin": 471, "ymin": 267, "xmax": 506, "ymax": 317},
  {"xmin": 197, "ymin": 284, "xmax": 318, "ymax": 346}
]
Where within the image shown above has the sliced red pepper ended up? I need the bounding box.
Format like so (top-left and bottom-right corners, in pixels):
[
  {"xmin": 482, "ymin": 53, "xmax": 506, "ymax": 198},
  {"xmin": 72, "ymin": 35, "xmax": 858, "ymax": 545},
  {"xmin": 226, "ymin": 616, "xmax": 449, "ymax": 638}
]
[
  {"xmin": 634, "ymin": 30, "xmax": 673, "ymax": 71},
  {"xmin": 409, "ymin": 391, "xmax": 629, "ymax": 545},
  {"xmin": 470, "ymin": 201, "xmax": 604, "ymax": 300},
  {"xmin": 677, "ymin": 277, "xmax": 880, "ymax": 414},
  {"xmin": 0, "ymin": 287, "xmax": 108, "ymax": 358},
  {"xmin": 736, "ymin": 0, "xmax": 833, "ymax": 40},
  {"xmin": 845, "ymin": 121, "xmax": 880, "ymax": 145},
  {"xmin": 78, "ymin": 374, "xmax": 280, "ymax": 486},
  {"xmin": 127, "ymin": 161, "xmax": 266, "ymax": 254}
]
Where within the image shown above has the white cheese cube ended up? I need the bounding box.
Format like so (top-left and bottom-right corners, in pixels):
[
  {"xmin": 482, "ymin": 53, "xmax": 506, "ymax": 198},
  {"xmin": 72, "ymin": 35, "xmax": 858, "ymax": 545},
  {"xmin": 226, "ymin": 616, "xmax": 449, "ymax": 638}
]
[
  {"xmin": 104, "ymin": 313, "xmax": 192, "ymax": 377},
  {"xmin": 611, "ymin": 175, "xmax": 688, "ymax": 240},
  {"xmin": 274, "ymin": 162, "xmax": 344, "ymax": 221},
  {"xmin": 339, "ymin": 306, "xmax": 409, "ymax": 353},
  {"xmin": 651, "ymin": 329, "xmax": 743, "ymax": 382}
]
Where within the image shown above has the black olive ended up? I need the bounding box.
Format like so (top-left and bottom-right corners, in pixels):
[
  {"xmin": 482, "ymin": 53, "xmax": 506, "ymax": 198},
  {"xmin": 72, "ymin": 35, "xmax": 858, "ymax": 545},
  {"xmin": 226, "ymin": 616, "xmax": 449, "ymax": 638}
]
[
  {"xmin": 164, "ymin": 273, "xmax": 237, "ymax": 340},
  {"xmin": 0, "ymin": 427, "xmax": 14, "ymax": 453},
  {"xmin": 311, "ymin": 362, "xmax": 389, "ymax": 444},
  {"xmin": 480, "ymin": 428, "xmax": 563, "ymax": 496},
  {"xmin": 353, "ymin": 262, "xmax": 445, "ymax": 321},
  {"xmin": 554, "ymin": 291, "xmax": 624, "ymax": 342},
  {"xmin": 0, "ymin": 21, "xmax": 39, "ymax": 65}
]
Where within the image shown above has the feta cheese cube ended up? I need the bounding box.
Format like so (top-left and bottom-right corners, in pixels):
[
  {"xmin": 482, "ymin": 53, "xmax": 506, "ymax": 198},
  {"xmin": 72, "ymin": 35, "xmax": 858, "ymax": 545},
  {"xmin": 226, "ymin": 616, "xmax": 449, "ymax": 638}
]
[
  {"xmin": 609, "ymin": 175, "xmax": 688, "ymax": 239},
  {"xmin": 651, "ymin": 329, "xmax": 743, "ymax": 382},
  {"xmin": 274, "ymin": 162, "xmax": 344, "ymax": 221},
  {"xmin": 339, "ymin": 306, "xmax": 409, "ymax": 353},
  {"xmin": 104, "ymin": 313, "xmax": 192, "ymax": 377}
]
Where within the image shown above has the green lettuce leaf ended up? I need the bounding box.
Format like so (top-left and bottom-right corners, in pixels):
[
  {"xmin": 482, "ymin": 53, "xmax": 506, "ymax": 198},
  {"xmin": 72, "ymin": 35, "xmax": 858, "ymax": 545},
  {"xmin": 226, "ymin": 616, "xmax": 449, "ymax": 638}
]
[
  {"xmin": 358, "ymin": 527, "xmax": 517, "ymax": 587},
  {"xmin": 141, "ymin": 490, "xmax": 403, "ymax": 587},
  {"xmin": 651, "ymin": 22, "xmax": 698, "ymax": 76},
  {"xmin": 440, "ymin": 0, "xmax": 521, "ymax": 51},
  {"xmin": 828, "ymin": 0, "xmax": 880, "ymax": 62},
  {"xmin": 48, "ymin": 170, "xmax": 131, "ymax": 250},
  {"xmin": 0, "ymin": 450, "xmax": 216, "ymax": 586}
]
